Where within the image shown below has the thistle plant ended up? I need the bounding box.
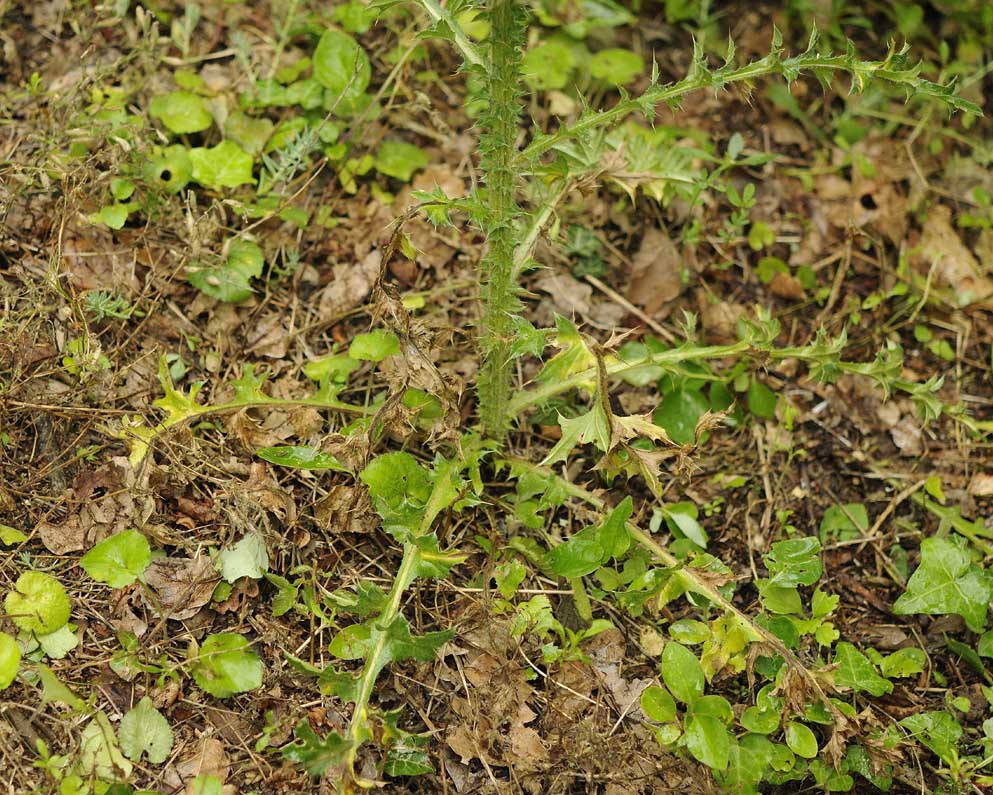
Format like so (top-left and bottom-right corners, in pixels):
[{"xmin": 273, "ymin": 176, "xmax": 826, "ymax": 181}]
[{"xmin": 111, "ymin": 3, "xmax": 986, "ymax": 793}]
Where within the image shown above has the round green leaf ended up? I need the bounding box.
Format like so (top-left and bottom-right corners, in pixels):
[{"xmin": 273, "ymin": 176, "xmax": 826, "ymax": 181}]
[
  {"xmin": 189, "ymin": 141, "xmax": 254, "ymax": 190},
  {"xmin": 684, "ymin": 714, "xmax": 731, "ymax": 771},
  {"xmin": 661, "ymin": 642, "xmax": 705, "ymax": 705},
  {"xmin": 785, "ymin": 721, "xmax": 818, "ymax": 758},
  {"xmin": 691, "ymin": 695, "xmax": 734, "ymax": 725},
  {"xmin": 80, "ymin": 531, "xmax": 151, "ymax": 588},
  {"xmin": 149, "ymin": 91, "xmax": 213, "ymax": 134},
  {"xmin": 91, "ymin": 204, "xmax": 129, "ymax": 229},
  {"xmin": 119, "ymin": 696, "xmax": 174, "ymax": 764},
  {"xmin": 5, "ymin": 571, "xmax": 71, "ymax": 635},
  {"xmin": 349, "ymin": 329, "xmax": 400, "ymax": 362},
  {"xmin": 740, "ymin": 704, "xmax": 780, "ymax": 734},
  {"xmin": 653, "ymin": 388, "xmax": 709, "ymax": 446},
  {"xmin": 668, "ymin": 619, "xmax": 711, "ymax": 645},
  {"xmin": 522, "ymin": 41, "xmax": 576, "ymax": 90},
  {"xmin": 0, "ymin": 632, "xmax": 20, "ymax": 689},
  {"xmin": 143, "ymin": 145, "xmax": 193, "ymax": 193},
  {"xmin": 640, "ymin": 685, "xmax": 677, "ymax": 723},
  {"xmin": 747, "ymin": 378, "xmax": 777, "ymax": 418},
  {"xmin": 312, "ymin": 29, "xmax": 371, "ymax": 111},
  {"xmin": 192, "ymin": 633, "xmax": 263, "ymax": 698},
  {"xmin": 590, "ymin": 48, "xmax": 644, "ymax": 86},
  {"xmin": 375, "ymin": 141, "xmax": 429, "ymax": 182}
]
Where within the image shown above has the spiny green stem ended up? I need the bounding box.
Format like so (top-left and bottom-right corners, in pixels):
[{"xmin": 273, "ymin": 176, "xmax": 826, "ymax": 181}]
[
  {"xmin": 476, "ymin": 0, "xmax": 524, "ymax": 438},
  {"xmin": 520, "ymin": 49, "xmax": 975, "ymax": 164},
  {"xmin": 507, "ymin": 341, "xmax": 752, "ymax": 417},
  {"xmin": 414, "ymin": 0, "xmax": 484, "ymax": 67}
]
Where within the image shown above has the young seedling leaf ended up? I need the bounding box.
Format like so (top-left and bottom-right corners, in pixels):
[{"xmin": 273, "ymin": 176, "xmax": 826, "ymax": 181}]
[
  {"xmin": 348, "ymin": 329, "xmax": 400, "ymax": 361},
  {"xmin": 191, "ymin": 633, "xmax": 264, "ymax": 698},
  {"xmin": 80, "ymin": 531, "xmax": 151, "ymax": 588},
  {"xmin": 785, "ymin": 721, "xmax": 818, "ymax": 759},
  {"xmin": 590, "ymin": 47, "xmax": 644, "ymax": 86},
  {"xmin": 5, "ymin": 571, "xmax": 71, "ymax": 635},
  {"xmin": 640, "ymin": 685, "xmax": 677, "ymax": 723},
  {"xmin": 893, "ymin": 537, "xmax": 993, "ymax": 632},
  {"xmin": 119, "ymin": 696, "xmax": 174, "ymax": 764},
  {"xmin": 216, "ymin": 533, "xmax": 269, "ymax": 583},
  {"xmin": 189, "ymin": 141, "xmax": 254, "ymax": 190},
  {"xmin": 149, "ymin": 90, "xmax": 213, "ymax": 134},
  {"xmin": 0, "ymin": 525, "xmax": 28, "ymax": 545}
]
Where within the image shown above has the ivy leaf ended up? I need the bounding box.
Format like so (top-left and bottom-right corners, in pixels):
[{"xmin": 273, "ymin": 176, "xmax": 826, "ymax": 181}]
[
  {"xmin": 118, "ymin": 696, "xmax": 174, "ymax": 764},
  {"xmin": 764, "ymin": 537, "xmax": 822, "ymax": 587},
  {"xmin": 375, "ymin": 141, "xmax": 429, "ymax": 181},
  {"xmin": 893, "ymin": 537, "xmax": 993, "ymax": 632},
  {"xmin": 191, "ymin": 633, "xmax": 264, "ymax": 698},
  {"xmin": 0, "ymin": 632, "xmax": 20, "ymax": 690},
  {"xmin": 216, "ymin": 533, "xmax": 269, "ymax": 583},
  {"xmin": 879, "ymin": 647, "xmax": 926, "ymax": 678},
  {"xmin": 819, "ymin": 503, "xmax": 869, "ymax": 542},
  {"xmin": 312, "ymin": 29, "xmax": 371, "ymax": 112},
  {"xmin": 899, "ymin": 711, "xmax": 962, "ymax": 765},
  {"xmin": 661, "ymin": 642, "xmax": 705, "ymax": 705},
  {"xmin": 282, "ymin": 722, "xmax": 352, "ymax": 776},
  {"xmin": 832, "ymin": 642, "xmax": 893, "ymax": 696},
  {"xmin": 257, "ymin": 445, "xmax": 349, "ymax": 472},
  {"xmin": 384, "ymin": 747, "xmax": 434, "ymax": 777},
  {"xmin": 189, "ymin": 141, "xmax": 254, "ymax": 190},
  {"xmin": 684, "ymin": 714, "xmax": 730, "ymax": 771},
  {"xmin": 5, "ymin": 571, "xmax": 71, "ymax": 635},
  {"xmin": 80, "ymin": 531, "xmax": 151, "ymax": 588},
  {"xmin": 149, "ymin": 91, "xmax": 213, "ymax": 134}
]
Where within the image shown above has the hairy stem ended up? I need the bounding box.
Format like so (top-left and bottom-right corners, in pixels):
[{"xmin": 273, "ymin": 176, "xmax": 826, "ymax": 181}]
[{"xmin": 476, "ymin": 0, "xmax": 524, "ymax": 438}]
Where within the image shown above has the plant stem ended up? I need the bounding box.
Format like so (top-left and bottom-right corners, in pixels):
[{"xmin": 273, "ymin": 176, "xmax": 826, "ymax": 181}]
[
  {"xmin": 476, "ymin": 0, "xmax": 524, "ymax": 439},
  {"xmin": 415, "ymin": 0, "xmax": 484, "ymax": 67}
]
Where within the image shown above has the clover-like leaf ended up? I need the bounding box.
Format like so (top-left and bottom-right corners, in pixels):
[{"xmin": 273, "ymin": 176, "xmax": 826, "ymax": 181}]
[
  {"xmin": 80, "ymin": 530, "xmax": 151, "ymax": 588},
  {"xmin": 149, "ymin": 90, "xmax": 213, "ymax": 134},
  {"xmin": 893, "ymin": 537, "xmax": 993, "ymax": 632},
  {"xmin": 119, "ymin": 696, "xmax": 174, "ymax": 764},
  {"xmin": 189, "ymin": 140, "xmax": 254, "ymax": 190},
  {"xmin": 0, "ymin": 632, "xmax": 20, "ymax": 690},
  {"xmin": 191, "ymin": 633, "xmax": 264, "ymax": 698},
  {"xmin": 5, "ymin": 571, "xmax": 71, "ymax": 635},
  {"xmin": 216, "ymin": 533, "xmax": 269, "ymax": 583}
]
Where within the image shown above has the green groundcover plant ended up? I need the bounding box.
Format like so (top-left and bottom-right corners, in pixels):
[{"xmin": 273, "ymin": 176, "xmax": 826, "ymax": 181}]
[{"xmin": 7, "ymin": 1, "xmax": 992, "ymax": 794}]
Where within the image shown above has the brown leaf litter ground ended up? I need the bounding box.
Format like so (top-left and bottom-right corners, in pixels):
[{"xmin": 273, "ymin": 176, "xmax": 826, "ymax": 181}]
[{"xmin": 2, "ymin": 1, "xmax": 993, "ymax": 793}]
